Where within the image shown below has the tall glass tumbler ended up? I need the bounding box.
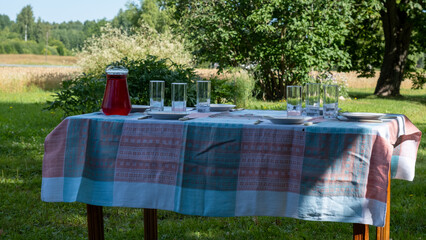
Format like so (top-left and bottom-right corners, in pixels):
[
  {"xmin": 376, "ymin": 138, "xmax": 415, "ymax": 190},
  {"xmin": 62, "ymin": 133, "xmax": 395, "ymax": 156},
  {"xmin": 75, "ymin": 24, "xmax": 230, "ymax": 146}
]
[
  {"xmin": 101, "ymin": 66, "xmax": 131, "ymax": 116},
  {"xmin": 172, "ymin": 83, "xmax": 187, "ymax": 112},
  {"xmin": 305, "ymin": 83, "xmax": 321, "ymax": 117},
  {"xmin": 286, "ymin": 86, "xmax": 303, "ymax": 116},
  {"xmin": 323, "ymin": 85, "xmax": 339, "ymax": 118},
  {"xmin": 150, "ymin": 80, "xmax": 165, "ymax": 112},
  {"xmin": 197, "ymin": 80, "xmax": 211, "ymax": 112}
]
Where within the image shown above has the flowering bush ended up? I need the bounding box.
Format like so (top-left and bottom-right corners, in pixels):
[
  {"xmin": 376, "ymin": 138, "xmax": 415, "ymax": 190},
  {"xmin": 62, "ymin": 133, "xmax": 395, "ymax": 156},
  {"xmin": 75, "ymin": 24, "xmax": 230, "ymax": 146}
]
[
  {"xmin": 77, "ymin": 24, "xmax": 193, "ymax": 75},
  {"xmin": 311, "ymin": 71, "xmax": 349, "ymax": 98}
]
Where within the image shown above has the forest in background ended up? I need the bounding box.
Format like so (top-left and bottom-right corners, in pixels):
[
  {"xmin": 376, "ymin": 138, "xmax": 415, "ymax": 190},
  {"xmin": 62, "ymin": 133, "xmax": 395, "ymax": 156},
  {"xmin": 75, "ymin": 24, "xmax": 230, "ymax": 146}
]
[{"xmin": 0, "ymin": 0, "xmax": 171, "ymax": 56}]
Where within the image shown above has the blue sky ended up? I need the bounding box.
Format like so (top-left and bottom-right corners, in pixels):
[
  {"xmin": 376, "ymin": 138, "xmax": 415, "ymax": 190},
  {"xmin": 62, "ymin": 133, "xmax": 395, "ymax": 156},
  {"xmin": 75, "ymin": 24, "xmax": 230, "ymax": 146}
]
[{"xmin": 1, "ymin": 0, "xmax": 134, "ymax": 23}]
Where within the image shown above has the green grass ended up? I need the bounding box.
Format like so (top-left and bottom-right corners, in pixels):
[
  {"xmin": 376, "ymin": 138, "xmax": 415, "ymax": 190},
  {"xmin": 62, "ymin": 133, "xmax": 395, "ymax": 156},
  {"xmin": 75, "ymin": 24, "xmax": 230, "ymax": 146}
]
[{"xmin": 0, "ymin": 88, "xmax": 424, "ymax": 239}]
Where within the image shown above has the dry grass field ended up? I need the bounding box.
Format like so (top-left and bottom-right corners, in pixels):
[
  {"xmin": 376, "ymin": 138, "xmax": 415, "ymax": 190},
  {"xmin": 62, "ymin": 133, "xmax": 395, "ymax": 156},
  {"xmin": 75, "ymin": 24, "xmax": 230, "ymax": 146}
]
[
  {"xmin": 195, "ymin": 69, "xmax": 414, "ymax": 89},
  {"xmin": 0, "ymin": 53, "xmax": 413, "ymax": 93},
  {"xmin": 0, "ymin": 67, "xmax": 81, "ymax": 92},
  {"xmin": 0, "ymin": 54, "xmax": 78, "ymax": 66}
]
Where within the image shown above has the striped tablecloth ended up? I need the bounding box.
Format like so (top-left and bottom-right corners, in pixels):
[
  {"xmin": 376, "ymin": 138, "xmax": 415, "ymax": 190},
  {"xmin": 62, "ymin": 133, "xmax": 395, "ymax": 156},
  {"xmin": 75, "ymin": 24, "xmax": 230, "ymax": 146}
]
[{"xmin": 41, "ymin": 110, "xmax": 422, "ymax": 227}]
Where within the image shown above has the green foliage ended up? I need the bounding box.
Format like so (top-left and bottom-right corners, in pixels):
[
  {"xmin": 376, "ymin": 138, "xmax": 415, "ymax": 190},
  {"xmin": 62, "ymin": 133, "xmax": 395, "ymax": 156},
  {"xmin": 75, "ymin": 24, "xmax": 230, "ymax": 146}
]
[
  {"xmin": 0, "ymin": 14, "xmax": 12, "ymax": 29},
  {"xmin": 345, "ymin": 0, "xmax": 425, "ymax": 90},
  {"xmin": 209, "ymin": 69, "xmax": 256, "ymax": 107},
  {"xmin": 210, "ymin": 77, "xmax": 235, "ymax": 104},
  {"xmin": 311, "ymin": 72, "xmax": 350, "ymax": 98},
  {"xmin": 45, "ymin": 73, "xmax": 105, "ymax": 116},
  {"xmin": 121, "ymin": 56, "xmax": 200, "ymax": 107},
  {"xmin": 49, "ymin": 39, "xmax": 66, "ymax": 56},
  {"xmin": 169, "ymin": 0, "xmax": 353, "ymax": 101},
  {"xmin": 0, "ymin": 39, "xmax": 58, "ymax": 55},
  {"xmin": 16, "ymin": 5, "xmax": 35, "ymax": 41},
  {"xmin": 46, "ymin": 56, "xmax": 201, "ymax": 117}
]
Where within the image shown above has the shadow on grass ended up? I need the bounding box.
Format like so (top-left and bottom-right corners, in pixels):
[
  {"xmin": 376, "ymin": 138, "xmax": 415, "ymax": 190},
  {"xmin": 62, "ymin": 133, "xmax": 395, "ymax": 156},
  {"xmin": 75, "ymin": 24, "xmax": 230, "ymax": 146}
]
[{"xmin": 348, "ymin": 90, "xmax": 426, "ymax": 105}]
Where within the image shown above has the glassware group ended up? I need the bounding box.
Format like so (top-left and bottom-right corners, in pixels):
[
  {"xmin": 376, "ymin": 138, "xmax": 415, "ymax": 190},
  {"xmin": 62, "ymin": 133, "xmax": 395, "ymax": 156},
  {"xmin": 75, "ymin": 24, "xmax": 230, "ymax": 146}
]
[
  {"xmin": 286, "ymin": 84, "xmax": 339, "ymax": 118},
  {"xmin": 149, "ymin": 80, "xmax": 211, "ymax": 113}
]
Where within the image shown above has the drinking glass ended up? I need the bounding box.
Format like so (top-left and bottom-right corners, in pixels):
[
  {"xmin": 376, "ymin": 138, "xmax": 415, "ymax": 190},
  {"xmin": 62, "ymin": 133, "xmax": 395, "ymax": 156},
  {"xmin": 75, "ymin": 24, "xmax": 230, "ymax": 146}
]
[
  {"xmin": 323, "ymin": 85, "xmax": 339, "ymax": 118},
  {"xmin": 196, "ymin": 80, "xmax": 211, "ymax": 112},
  {"xmin": 305, "ymin": 83, "xmax": 321, "ymax": 117},
  {"xmin": 286, "ymin": 86, "xmax": 302, "ymax": 116},
  {"xmin": 150, "ymin": 80, "xmax": 165, "ymax": 112},
  {"xmin": 172, "ymin": 83, "xmax": 187, "ymax": 112},
  {"xmin": 101, "ymin": 66, "xmax": 131, "ymax": 116}
]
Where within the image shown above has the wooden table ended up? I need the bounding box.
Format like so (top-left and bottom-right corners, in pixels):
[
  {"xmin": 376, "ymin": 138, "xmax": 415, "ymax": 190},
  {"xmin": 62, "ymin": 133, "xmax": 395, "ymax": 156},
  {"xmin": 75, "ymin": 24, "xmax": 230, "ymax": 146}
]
[{"xmin": 41, "ymin": 111, "xmax": 421, "ymax": 240}]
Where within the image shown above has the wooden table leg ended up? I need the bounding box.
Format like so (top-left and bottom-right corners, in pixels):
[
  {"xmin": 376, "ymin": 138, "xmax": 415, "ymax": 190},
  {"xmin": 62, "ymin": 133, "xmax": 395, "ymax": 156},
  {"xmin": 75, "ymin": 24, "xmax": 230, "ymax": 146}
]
[
  {"xmin": 353, "ymin": 223, "xmax": 369, "ymax": 240},
  {"xmin": 376, "ymin": 170, "xmax": 391, "ymax": 240},
  {"xmin": 144, "ymin": 208, "xmax": 158, "ymax": 240},
  {"xmin": 87, "ymin": 204, "xmax": 105, "ymax": 240}
]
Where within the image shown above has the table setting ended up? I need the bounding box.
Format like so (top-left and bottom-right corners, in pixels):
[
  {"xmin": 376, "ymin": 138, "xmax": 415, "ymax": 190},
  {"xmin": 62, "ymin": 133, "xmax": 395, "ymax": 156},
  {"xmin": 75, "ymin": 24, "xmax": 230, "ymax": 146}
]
[{"xmin": 41, "ymin": 66, "xmax": 422, "ymax": 240}]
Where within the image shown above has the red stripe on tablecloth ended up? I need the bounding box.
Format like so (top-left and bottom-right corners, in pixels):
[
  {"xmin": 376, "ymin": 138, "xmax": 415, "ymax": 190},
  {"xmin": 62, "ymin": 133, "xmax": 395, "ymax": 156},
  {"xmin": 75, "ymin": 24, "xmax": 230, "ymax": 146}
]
[{"xmin": 43, "ymin": 119, "xmax": 69, "ymax": 178}]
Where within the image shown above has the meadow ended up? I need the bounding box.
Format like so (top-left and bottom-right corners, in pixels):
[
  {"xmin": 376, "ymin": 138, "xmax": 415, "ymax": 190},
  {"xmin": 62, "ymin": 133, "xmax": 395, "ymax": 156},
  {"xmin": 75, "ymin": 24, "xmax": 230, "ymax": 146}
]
[
  {"xmin": 0, "ymin": 54, "xmax": 78, "ymax": 66},
  {"xmin": 0, "ymin": 56, "xmax": 424, "ymax": 239}
]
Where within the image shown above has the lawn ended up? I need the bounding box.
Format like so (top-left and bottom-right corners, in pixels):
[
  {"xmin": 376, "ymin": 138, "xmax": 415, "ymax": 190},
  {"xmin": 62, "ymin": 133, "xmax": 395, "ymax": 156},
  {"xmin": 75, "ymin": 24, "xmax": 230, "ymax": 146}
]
[{"xmin": 0, "ymin": 88, "xmax": 424, "ymax": 239}]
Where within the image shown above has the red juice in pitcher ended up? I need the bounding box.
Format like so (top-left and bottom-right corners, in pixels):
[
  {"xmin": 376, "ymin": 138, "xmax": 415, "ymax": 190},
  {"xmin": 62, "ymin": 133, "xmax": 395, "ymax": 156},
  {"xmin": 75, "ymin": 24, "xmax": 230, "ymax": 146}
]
[{"xmin": 101, "ymin": 66, "xmax": 131, "ymax": 116}]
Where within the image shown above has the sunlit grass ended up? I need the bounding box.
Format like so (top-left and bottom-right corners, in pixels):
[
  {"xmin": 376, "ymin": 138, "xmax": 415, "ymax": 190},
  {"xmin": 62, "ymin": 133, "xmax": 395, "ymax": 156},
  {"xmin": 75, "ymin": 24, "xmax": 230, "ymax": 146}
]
[{"xmin": 0, "ymin": 88, "xmax": 424, "ymax": 239}]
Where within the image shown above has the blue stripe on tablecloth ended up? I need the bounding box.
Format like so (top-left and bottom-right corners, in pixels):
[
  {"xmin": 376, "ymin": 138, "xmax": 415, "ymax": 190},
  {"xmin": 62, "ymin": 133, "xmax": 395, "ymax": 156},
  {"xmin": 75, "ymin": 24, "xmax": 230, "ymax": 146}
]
[
  {"xmin": 234, "ymin": 191, "xmax": 385, "ymax": 226},
  {"xmin": 63, "ymin": 177, "xmax": 114, "ymax": 205},
  {"xmin": 41, "ymin": 177, "xmax": 64, "ymax": 202},
  {"xmin": 391, "ymin": 155, "xmax": 399, "ymax": 178},
  {"xmin": 174, "ymin": 187, "xmax": 237, "ymax": 216},
  {"xmin": 112, "ymin": 182, "xmax": 176, "ymax": 210}
]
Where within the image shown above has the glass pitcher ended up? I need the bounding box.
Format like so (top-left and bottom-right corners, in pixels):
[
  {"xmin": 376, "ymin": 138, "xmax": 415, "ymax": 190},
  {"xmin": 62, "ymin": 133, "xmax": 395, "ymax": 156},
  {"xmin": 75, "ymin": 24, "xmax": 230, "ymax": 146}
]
[{"xmin": 101, "ymin": 66, "xmax": 131, "ymax": 116}]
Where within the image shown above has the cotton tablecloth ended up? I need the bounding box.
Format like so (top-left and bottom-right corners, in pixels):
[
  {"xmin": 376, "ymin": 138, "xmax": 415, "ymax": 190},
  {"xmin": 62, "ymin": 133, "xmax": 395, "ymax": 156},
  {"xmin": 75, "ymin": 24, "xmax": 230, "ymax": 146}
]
[{"xmin": 41, "ymin": 110, "xmax": 421, "ymax": 227}]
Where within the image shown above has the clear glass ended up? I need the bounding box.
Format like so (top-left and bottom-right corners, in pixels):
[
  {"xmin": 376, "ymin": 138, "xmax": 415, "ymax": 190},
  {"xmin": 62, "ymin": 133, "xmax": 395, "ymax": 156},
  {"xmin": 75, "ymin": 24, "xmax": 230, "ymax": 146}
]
[
  {"xmin": 286, "ymin": 86, "xmax": 302, "ymax": 116},
  {"xmin": 150, "ymin": 80, "xmax": 165, "ymax": 112},
  {"xmin": 305, "ymin": 83, "xmax": 321, "ymax": 117},
  {"xmin": 197, "ymin": 80, "xmax": 211, "ymax": 112},
  {"xmin": 101, "ymin": 66, "xmax": 131, "ymax": 116},
  {"xmin": 172, "ymin": 83, "xmax": 187, "ymax": 112},
  {"xmin": 323, "ymin": 85, "xmax": 339, "ymax": 118}
]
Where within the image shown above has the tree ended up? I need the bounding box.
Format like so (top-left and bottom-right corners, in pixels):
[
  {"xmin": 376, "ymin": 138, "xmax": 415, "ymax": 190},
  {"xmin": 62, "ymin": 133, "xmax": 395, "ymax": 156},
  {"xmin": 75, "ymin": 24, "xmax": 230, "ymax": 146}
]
[
  {"xmin": 16, "ymin": 5, "xmax": 35, "ymax": 41},
  {"xmin": 168, "ymin": 0, "xmax": 353, "ymax": 100},
  {"xmin": 140, "ymin": 0, "xmax": 174, "ymax": 33},
  {"xmin": 113, "ymin": 0, "xmax": 174, "ymax": 33},
  {"xmin": 0, "ymin": 14, "xmax": 12, "ymax": 30},
  {"xmin": 375, "ymin": 0, "xmax": 425, "ymax": 95},
  {"xmin": 346, "ymin": 0, "xmax": 425, "ymax": 95}
]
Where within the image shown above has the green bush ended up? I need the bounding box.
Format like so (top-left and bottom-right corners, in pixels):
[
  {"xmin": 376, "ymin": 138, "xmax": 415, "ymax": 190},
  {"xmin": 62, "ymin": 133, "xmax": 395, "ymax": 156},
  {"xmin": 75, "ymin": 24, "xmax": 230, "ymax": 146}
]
[
  {"xmin": 210, "ymin": 69, "xmax": 256, "ymax": 107},
  {"xmin": 46, "ymin": 73, "xmax": 105, "ymax": 116},
  {"xmin": 46, "ymin": 56, "xmax": 201, "ymax": 117},
  {"xmin": 0, "ymin": 39, "xmax": 59, "ymax": 55}
]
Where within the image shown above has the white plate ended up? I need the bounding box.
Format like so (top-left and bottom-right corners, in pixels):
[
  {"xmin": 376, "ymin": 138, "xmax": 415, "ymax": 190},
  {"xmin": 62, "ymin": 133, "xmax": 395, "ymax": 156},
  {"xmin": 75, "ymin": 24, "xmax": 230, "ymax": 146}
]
[
  {"xmin": 148, "ymin": 112, "xmax": 189, "ymax": 120},
  {"xmin": 210, "ymin": 104, "xmax": 236, "ymax": 112},
  {"xmin": 340, "ymin": 112, "xmax": 385, "ymax": 120},
  {"xmin": 265, "ymin": 116, "xmax": 311, "ymax": 125},
  {"xmin": 131, "ymin": 105, "xmax": 150, "ymax": 113}
]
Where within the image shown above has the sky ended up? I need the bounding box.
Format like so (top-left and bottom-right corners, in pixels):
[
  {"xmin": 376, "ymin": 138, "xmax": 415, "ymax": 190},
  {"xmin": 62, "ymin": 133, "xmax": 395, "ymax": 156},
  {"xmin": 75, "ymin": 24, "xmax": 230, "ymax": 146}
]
[{"xmin": 0, "ymin": 0, "xmax": 135, "ymax": 23}]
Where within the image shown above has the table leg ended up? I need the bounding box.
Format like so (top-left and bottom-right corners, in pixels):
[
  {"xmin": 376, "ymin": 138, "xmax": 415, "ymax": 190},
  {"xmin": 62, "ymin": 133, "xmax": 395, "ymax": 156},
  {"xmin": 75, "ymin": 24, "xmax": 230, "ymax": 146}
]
[
  {"xmin": 87, "ymin": 204, "xmax": 105, "ymax": 240},
  {"xmin": 144, "ymin": 208, "xmax": 158, "ymax": 240},
  {"xmin": 376, "ymin": 170, "xmax": 391, "ymax": 240},
  {"xmin": 353, "ymin": 223, "xmax": 369, "ymax": 240}
]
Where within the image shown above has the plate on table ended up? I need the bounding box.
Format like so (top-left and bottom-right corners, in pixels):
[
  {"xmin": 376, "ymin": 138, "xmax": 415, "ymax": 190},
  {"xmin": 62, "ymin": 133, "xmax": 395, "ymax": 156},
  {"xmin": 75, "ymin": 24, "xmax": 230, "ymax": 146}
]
[
  {"xmin": 131, "ymin": 105, "xmax": 150, "ymax": 113},
  {"xmin": 147, "ymin": 112, "xmax": 189, "ymax": 120},
  {"xmin": 264, "ymin": 116, "xmax": 311, "ymax": 125},
  {"xmin": 340, "ymin": 112, "xmax": 385, "ymax": 121},
  {"xmin": 210, "ymin": 104, "xmax": 236, "ymax": 112}
]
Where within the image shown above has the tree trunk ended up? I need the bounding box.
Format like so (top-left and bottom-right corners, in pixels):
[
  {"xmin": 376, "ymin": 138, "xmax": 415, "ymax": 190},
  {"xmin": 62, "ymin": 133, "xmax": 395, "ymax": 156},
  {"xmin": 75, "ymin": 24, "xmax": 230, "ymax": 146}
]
[{"xmin": 374, "ymin": 0, "xmax": 413, "ymax": 96}]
